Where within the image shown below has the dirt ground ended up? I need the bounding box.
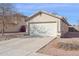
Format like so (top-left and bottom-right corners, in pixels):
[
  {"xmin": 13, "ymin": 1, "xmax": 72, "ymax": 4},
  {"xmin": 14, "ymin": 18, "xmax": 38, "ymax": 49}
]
[{"xmin": 37, "ymin": 38, "xmax": 79, "ymax": 56}]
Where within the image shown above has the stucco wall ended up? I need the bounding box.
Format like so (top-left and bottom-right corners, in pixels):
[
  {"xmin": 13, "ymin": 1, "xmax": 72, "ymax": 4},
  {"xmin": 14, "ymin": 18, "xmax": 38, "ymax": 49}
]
[
  {"xmin": 57, "ymin": 19, "xmax": 61, "ymax": 37},
  {"xmin": 5, "ymin": 22, "xmax": 25, "ymax": 32},
  {"xmin": 29, "ymin": 13, "xmax": 58, "ymax": 23},
  {"xmin": 0, "ymin": 16, "xmax": 26, "ymax": 33},
  {"xmin": 27, "ymin": 13, "xmax": 61, "ymax": 36},
  {"xmin": 0, "ymin": 24, "xmax": 2, "ymax": 32}
]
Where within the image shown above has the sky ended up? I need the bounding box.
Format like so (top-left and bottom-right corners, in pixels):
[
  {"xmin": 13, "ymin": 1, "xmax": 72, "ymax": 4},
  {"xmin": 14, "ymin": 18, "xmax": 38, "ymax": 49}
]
[{"xmin": 14, "ymin": 3, "xmax": 79, "ymax": 25}]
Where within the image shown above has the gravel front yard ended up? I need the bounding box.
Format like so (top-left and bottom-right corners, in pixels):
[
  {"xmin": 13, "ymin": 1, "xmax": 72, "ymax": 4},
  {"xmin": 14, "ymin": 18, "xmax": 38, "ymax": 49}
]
[{"xmin": 37, "ymin": 38, "xmax": 79, "ymax": 56}]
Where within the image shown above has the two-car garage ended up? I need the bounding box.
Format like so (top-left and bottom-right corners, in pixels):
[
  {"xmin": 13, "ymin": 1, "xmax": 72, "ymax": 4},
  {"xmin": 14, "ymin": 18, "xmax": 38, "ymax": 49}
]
[
  {"xmin": 29, "ymin": 22, "xmax": 57, "ymax": 37},
  {"xmin": 26, "ymin": 11, "xmax": 69, "ymax": 37}
]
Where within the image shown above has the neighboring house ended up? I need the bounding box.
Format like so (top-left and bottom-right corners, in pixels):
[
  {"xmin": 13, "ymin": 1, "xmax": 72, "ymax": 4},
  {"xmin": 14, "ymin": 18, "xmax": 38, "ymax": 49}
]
[
  {"xmin": 69, "ymin": 25, "xmax": 79, "ymax": 32},
  {"xmin": 0, "ymin": 13, "xmax": 28, "ymax": 33},
  {"xmin": 26, "ymin": 11, "xmax": 69, "ymax": 37}
]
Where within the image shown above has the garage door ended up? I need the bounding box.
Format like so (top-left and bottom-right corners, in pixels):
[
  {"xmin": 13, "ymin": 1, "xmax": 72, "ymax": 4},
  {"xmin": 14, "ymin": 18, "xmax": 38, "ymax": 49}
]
[{"xmin": 29, "ymin": 22, "xmax": 57, "ymax": 36}]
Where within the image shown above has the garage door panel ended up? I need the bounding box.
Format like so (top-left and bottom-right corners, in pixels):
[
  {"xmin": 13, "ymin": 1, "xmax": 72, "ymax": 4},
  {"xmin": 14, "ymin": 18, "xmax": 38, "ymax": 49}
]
[{"xmin": 29, "ymin": 23, "xmax": 57, "ymax": 36}]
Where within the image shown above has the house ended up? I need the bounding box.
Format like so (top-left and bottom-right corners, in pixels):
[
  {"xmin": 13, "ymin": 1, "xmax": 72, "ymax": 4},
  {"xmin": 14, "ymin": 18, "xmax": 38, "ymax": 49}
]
[
  {"xmin": 69, "ymin": 25, "xmax": 79, "ymax": 32},
  {"xmin": 26, "ymin": 11, "xmax": 69, "ymax": 37},
  {"xmin": 0, "ymin": 13, "xmax": 28, "ymax": 33}
]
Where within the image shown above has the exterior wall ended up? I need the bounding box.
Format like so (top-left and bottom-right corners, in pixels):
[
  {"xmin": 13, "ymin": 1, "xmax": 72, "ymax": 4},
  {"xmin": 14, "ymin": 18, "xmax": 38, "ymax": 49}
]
[
  {"xmin": 26, "ymin": 22, "xmax": 28, "ymax": 34},
  {"xmin": 27, "ymin": 13, "xmax": 61, "ymax": 36},
  {"xmin": 0, "ymin": 15, "xmax": 26, "ymax": 33},
  {"xmin": 0, "ymin": 24, "xmax": 2, "ymax": 33},
  {"xmin": 4, "ymin": 18, "xmax": 26, "ymax": 32},
  {"xmin": 29, "ymin": 13, "xmax": 59, "ymax": 22},
  {"xmin": 60, "ymin": 20, "xmax": 69, "ymax": 36},
  {"xmin": 57, "ymin": 19, "xmax": 61, "ymax": 37}
]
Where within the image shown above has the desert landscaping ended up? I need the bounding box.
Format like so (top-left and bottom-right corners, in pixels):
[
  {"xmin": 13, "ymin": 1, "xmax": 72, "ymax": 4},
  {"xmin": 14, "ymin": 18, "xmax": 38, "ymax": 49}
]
[
  {"xmin": 37, "ymin": 32, "xmax": 79, "ymax": 56},
  {"xmin": 0, "ymin": 3, "xmax": 79, "ymax": 56}
]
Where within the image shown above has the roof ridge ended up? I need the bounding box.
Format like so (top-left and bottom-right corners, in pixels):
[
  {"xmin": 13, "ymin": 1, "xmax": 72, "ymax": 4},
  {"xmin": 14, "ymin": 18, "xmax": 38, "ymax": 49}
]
[
  {"xmin": 29, "ymin": 10, "xmax": 64, "ymax": 20},
  {"xmin": 27, "ymin": 10, "xmax": 69, "ymax": 25}
]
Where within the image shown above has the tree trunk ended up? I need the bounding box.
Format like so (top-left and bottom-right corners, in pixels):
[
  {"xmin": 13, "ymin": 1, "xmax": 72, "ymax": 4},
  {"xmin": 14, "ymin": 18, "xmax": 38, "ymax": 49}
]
[
  {"xmin": 2, "ymin": 8, "xmax": 5, "ymax": 36},
  {"xmin": 2, "ymin": 19, "xmax": 5, "ymax": 36}
]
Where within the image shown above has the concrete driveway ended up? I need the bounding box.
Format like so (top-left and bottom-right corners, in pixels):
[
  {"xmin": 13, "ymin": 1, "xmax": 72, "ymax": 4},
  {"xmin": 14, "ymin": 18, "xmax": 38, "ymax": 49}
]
[{"xmin": 0, "ymin": 37, "xmax": 55, "ymax": 56}]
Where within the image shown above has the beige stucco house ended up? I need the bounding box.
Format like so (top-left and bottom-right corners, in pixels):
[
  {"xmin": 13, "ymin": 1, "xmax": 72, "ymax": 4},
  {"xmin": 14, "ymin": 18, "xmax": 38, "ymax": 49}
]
[
  {"xmin": 0, "ymin": 13, "xmax": 27, "ymax": 33},
  {"xmin": 26, "ymin": 11, "xmax": 69, "ymax": 37}
]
